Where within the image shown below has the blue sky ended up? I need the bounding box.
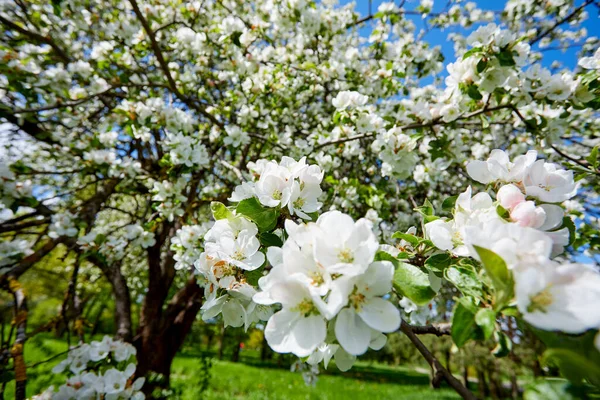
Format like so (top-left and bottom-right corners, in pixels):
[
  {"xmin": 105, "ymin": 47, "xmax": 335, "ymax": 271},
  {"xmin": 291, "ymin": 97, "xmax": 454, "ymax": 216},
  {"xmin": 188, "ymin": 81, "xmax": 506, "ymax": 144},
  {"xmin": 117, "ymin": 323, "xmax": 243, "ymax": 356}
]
[{"xmin": 341, "ymin": 0, "xmax": 600, "ymax": 71}]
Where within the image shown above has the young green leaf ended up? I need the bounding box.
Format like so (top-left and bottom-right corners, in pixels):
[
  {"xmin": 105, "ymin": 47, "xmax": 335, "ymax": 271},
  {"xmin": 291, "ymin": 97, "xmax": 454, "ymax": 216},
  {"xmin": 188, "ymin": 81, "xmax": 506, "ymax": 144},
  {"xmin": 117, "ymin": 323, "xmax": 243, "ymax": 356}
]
[
  {"xmin": 236, "ymin": 197, "xmax": 280, "ymax": 232},
  {"xmin": 393, "ymin": 262, "xmax": 436, "ymax": 305}
]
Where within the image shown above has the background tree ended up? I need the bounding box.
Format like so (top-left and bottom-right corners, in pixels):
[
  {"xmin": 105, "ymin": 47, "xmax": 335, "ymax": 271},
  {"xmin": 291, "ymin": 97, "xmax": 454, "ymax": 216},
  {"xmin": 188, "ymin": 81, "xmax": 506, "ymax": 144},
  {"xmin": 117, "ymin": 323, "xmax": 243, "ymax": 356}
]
[{"xmin": 1, "ymin": 0, "xmax": 600, "ymax": 399}]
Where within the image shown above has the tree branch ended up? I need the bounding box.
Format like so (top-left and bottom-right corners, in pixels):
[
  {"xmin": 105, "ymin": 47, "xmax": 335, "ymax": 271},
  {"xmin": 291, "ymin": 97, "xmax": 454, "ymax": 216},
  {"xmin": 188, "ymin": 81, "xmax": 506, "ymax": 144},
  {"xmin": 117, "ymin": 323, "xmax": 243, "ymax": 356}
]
[
  {"xmin": 0, "ymin": 15, "xmax": 71, "ymax": 63},
  {"xmin": 529, "ymin": 0, "xmax": 594, "ymax": 45},
  {"xmin": 316, "ymin": 104, "xmax": 512, "ymax": 149},
  {"xmin": 128, "ymin": 0, "xmax": 224, "ymax": 128},
  {"xmin": 400, "ymin": 320, "xmax": 476, "ymax": 400},
  {"xmin": 410, "ymin": 323, "xmax": 452, "ymax": 336}
]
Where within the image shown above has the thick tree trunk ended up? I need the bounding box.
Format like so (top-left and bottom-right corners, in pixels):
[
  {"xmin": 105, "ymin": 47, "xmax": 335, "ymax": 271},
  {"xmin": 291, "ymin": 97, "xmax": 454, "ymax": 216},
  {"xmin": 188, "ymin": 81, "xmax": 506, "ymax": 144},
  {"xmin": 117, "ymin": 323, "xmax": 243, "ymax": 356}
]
[
  {"xmin": 232, "ymin": 339, "xmax": 241, "ymax": 363},
  {"xmin": 218, "ymin": 324, "xmax": 226, "ymax": 360},
  {"xmin": 134, "ymin": 277, "xmax": 203, "ymax": 396}
]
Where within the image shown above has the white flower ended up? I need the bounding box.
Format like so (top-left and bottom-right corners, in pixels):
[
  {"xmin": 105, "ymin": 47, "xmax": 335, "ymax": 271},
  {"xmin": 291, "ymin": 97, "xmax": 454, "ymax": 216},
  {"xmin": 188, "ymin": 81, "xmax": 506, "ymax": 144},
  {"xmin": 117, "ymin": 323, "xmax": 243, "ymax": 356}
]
[
  {"xmin": 111, "ymin": 341, "xmax": 137, "ymax": 362},
  {"xmin": 466, "ymin": 149, "xmax": 537, "ymax": 185},
  {"xmin": 524, "ymin": 160, "xmax": 577, "ymax": 203},
  {"xmin": 287, "ymin": 181, "xmax": 322, "ymax": 220},
  {"xmin": 263, "ymin": 279, "xmax": 327, "ymax": 357},
  {"xmin": 205, "ymin": 227, "xmax": 265, "ymax": 271},
  {"xmin": 464, "ymin": 219, "xmax": 553, "ymax": 268},
  {"xmin": 332, "ymin": 91, "xmax": 368, "ymax": 110},
  {"xmin": 229, "ymin": 181, "xmax": 255, "ymax": 202},
  {"xmin": 255, "ymin": 162, "xmax": 292, "ymax": 207},
  {"xmin": 425, "ymin": 186, "xmax": 497, "ymax": 256},
  {"xmin": 579, "ymin": 48, "xmax": 600, "ymax": 69},
  {"xmin": 306, "ymin": 343, "xmax": 338, "ymax": 369},
  {"xmin": 335, "ymin": 261, "xmax": 400, "ymax": 355},
  {"xmin": 515, "ymin": 261, "xmax": 600, "ymax": 334},
  {"xmin": 89, "ymin": 336, "xmax": 111, "ymax": 361},
  {"xmin": 313, "ymin": 211, "xmax": 379, "ymax": 277},
  {"xmin": 103, "ymin": 368, "xmax": 128, "ymax": 395}
]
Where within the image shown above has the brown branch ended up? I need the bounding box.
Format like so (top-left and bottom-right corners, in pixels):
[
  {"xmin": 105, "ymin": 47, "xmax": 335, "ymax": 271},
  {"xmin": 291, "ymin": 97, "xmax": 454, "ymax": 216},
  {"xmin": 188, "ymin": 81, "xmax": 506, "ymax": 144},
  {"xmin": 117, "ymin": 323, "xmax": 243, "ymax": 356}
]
[
  {"xmin": 11, "ymin": 88, "xmax": 116, "ymax": 114},
  {"xmin": 529, "ymin": 0, "xmax": 594, "ymax": 45},
  {"xmin": 128, "ymin": 0, "xmax": 224, "ymax": 128},
  {"xmin": 316, "ymin": 104, "xmax": 512, "ymax": 149},
  {"xmin": 0, "ymin": 217, "xmax": 49, "ymax": 234},
  {"xmin": 0, "ymin": 15, "xmax": 70, "ymax": 63},
  {"xmin": 410, "ymin": 322, "xmax": 452, "ymax": 336},
  {"xmin": 400, "ymin": 320, "xmax": 476, "ymax": 400},
  {"xmin": 551, "ymin": 145, "xmax": 598, "ymax": 175}
]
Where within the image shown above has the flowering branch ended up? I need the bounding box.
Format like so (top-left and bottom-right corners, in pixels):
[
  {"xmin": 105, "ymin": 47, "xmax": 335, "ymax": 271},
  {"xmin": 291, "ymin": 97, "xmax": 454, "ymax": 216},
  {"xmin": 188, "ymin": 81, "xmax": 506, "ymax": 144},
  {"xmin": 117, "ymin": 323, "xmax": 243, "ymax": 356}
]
[
  {"xmin": 529, "ymin": 0, "xmax": 595, "ymax": 45},
  {"xmin": 315, "ymin": 104, "xmax": 512, "ymax": 150}
]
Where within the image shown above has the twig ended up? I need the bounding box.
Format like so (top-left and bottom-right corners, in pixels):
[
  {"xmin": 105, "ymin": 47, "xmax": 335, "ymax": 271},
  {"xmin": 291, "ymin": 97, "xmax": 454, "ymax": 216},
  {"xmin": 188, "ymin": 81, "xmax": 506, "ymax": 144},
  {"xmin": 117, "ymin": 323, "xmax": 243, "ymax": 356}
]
[
  {"xmin": 316, "ymin": 104, "xmax": 512, "ymax": 149},
  {"xmin": 410, "ymin": 323, "xmax": 452, "ymax": 336},
  {"xmin": 400, "ymin": 320, "xmax": 476, "ymax": 400},
  {"xmin": 0, "ymin": 15, "xmax": 70, "ymax": 63},
  {"xmin": 530, "ymin": 0, "xmax": 594, "ymax": 45},
  {"xmin": 128, "ymin": 0, "xmax": 224, "ymax": 128}
]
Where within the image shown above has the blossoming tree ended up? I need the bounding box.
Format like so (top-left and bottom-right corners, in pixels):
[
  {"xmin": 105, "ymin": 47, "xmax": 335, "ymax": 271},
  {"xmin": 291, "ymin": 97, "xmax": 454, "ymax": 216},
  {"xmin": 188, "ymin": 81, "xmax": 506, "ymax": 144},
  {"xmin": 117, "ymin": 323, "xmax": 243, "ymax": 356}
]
[{"xmin": 1, "ymin": 0, "xmax": 600, "ymax": 398}]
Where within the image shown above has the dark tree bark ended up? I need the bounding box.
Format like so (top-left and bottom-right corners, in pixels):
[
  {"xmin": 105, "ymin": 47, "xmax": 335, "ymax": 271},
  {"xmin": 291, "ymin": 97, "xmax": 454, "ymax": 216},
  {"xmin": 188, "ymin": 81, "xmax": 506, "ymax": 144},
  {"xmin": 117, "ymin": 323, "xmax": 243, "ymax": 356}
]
[
  {"xmin": 133, "ymin": 276, "xmax": 203, "ymax": 395},
  {"xmin": 218, "ymin": 324, "xmax": 226, "ymax": 360}
]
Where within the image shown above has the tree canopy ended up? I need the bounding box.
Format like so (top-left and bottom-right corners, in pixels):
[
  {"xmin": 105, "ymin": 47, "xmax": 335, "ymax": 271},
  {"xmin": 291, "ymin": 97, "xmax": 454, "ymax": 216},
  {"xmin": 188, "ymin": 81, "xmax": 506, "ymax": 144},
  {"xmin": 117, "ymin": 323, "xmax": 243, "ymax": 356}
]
[{"xmin": 1, "ymin": 0, "xmax": 600, "ymax": 399}]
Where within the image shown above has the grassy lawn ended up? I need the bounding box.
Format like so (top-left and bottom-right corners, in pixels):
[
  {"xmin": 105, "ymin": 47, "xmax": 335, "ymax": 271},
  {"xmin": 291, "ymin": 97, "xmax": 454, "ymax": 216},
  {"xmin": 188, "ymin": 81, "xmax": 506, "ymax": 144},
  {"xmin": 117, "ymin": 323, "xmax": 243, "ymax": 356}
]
[
  {"xmin": 172, "ymin": 355, "xmax": 462, "ymax": 400},
  {"xmin": 4, "ymin": 335, "xmax": 462, "ymax": 399}
]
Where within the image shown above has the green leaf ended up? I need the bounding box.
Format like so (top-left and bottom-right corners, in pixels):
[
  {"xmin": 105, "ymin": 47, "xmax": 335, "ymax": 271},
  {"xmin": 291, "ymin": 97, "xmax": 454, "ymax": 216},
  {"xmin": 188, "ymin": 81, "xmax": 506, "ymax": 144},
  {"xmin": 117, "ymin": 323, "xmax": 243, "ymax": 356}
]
[
  {"xmin": 259, "ymin": 232, "xmax": 283, "ymax": 248},
  {"xmin": 497, "ymin": 49, "xmax": 516, "ymax": 67},
  {"xmin": 393, "ymin": 262, "xmax": 436, "ymax": 305},
  {"xmin": 544, "ymin": 348, "xmax": 600, "ymax": 387},
  {"xmin": 523, "ymin": 379, "xmax": 582, "ymax": 400},
  {"xmin": 94, "ymin": 233, "xmax": 107, "ymax": 246},
  {"xmin": 425, "ymin": 253, "xmax": 452, "ymax": 276},
  {"xmin": 476, "ymin": 58, "xmax": 488, "ymax": 73},
  {"xmin": 231, "ymin": 31, "xmax": 242, "ymax": 47},
  {"xmin": 374, "ymin": 250, "xmax": 400, "ymax": 268},
  {"xmin": 444, "ymin": 265, "xmax": 482, "ymax": 298},
  {"xmin": 392, "ymin": 232, "xmax": 419, "ymax": 246},
  {"xmin": 451, "ymin": 298, "xmax": 481, "ymax": 347},
  {"xmin": 492, "ymin": 331, "xmax": 512, "ymax": 358},
  {"xmin": 441, "ymin": 195, "xmax": 458, "ymax": 211},
  {"xmin": 496, "ymin": 204, "xmax": 510, "ymax": 219},
  {"xmin": 210, "ymin": 201, "xmax": 233, "ymax": 220},
  {"xmin": 561, "ymin": 216, "xmax": 576, "ymax": 246},
  {"xmin": 473, "ymin": 246, "xmax": 514, "ymax": 308},
  {"xmin": 245, "ymin": 267, "xmax": 264, "ymax": 287},
  {"xmin": 475, "ymin": 308, "xmax": 496, "ymax": 340},
  {"xmin": 462, "ymin": 47, "xmax": 483, "ymax": 60},
  {"xmin": 414, "ymin": 199, "xmax": 438, "ymax": 223},
  {"xmin": 236, "ymin": 198, "xmax": 279, "ymax": 232},
  {"xmin": 466, "ymin": 84, "xmax": 483, "ymax": 100}
]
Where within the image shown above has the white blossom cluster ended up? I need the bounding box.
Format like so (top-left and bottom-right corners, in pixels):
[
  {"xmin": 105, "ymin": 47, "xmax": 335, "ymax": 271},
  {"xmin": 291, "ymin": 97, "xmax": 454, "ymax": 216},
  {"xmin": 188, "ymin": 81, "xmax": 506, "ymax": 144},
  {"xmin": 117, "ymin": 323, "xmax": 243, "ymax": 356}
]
[
  {"xmin": 230, "ymin": 156, "xmax": 324, "ymax": 220},
  {"xmin": 426, "ymin": 149, "xmax": 600, "ymax": 334},
  {"xmin": 163, "ymin": 131, "xmax": 210, "ymax": 168},
  {"xmin": 38, "ymin": 336, "xmax": 144, "ymax": 400},
  {"xmin": 123, "ymin": 224, "xmax": 156, "ymax": 249},
  {"xmin": 150, "ymin": 177, "xmax": 189, "ymax": 222},
  {"xmin": 196, "ymin": 214, "xmax": 273, "ymax": 330},
  {"xmin": 48, "ymin": 212, "xmax": 79, "ymax": 239},
  {"xmin": 0, "ymin": 162, "xmax": 32, "ymax": 209},
  {"xmin": 254, "ymin": 211, "xmax": 401, "ymax": 371},
  {"xmin": 171, "ymin": 223, "xmax": 213, "ymax": 271}
]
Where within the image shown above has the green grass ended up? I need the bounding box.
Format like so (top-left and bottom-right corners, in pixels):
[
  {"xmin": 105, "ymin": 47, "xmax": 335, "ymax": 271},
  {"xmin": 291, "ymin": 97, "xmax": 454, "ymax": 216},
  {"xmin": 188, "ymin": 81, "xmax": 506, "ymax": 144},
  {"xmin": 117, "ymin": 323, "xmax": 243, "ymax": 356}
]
[
  {"xmin": 172, "ymin": 355, "xmax": 462, "ymax": 400},
  {"xmin": 4, "ymin": 336, "xmax": 462, "ymax": 399}
]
